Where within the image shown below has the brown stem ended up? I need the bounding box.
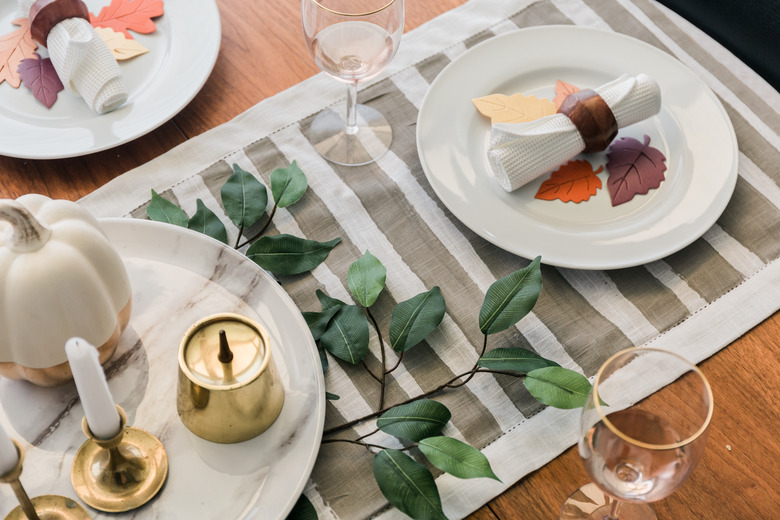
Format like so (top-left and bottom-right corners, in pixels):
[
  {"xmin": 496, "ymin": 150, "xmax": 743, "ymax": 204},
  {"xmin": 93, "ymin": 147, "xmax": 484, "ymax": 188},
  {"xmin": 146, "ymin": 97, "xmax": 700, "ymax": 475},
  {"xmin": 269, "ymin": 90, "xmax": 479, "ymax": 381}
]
[
  {"xmin": 321, "ymin": 438, "xmax": 387, "ymax": 451},
  {"xmin": 443, "ymin": 334, "xmax": 488, "ymax": 389},
  {"xmin": 386, "ymin": 349, "xmax": 405, "ymax": 374},
  {"xmin": 366, "ymin": 307, "xmax": 386, "ymax": 410},
  {"xmin": 236, "ymin": 203, "xmax": 278, "ymax": 249},
  {"xmin": 362, "ymin": 361, "xmax": 382, "ymax": 383},
  {"xmin": 233, "ymin": 227, "xmax": 244, "ymax": 249}
]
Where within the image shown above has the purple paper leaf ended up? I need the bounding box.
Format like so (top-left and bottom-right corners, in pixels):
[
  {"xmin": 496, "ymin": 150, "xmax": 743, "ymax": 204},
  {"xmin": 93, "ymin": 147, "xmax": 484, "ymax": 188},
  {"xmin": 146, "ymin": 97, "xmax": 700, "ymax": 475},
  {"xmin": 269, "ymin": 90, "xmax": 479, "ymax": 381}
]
[
  {"xmin": 605, "ymin": 135, "xmax": 667, "ymax": 206},
  {"xmin": 17, "ymin": 53, "xmax": 64, "ymax": 109}
]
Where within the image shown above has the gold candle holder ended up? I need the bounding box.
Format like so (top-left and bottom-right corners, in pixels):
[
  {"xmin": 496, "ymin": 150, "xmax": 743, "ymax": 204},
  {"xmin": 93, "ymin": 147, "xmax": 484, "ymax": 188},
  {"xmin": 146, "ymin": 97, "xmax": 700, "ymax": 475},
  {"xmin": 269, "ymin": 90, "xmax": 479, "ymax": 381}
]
[
  {"xmin": 70, "ymin": 405, "xmax": 167, "ymax": 513},
  {"xmin": 0, "ymin": 439, "xmax": 90, "ymax": 520}
]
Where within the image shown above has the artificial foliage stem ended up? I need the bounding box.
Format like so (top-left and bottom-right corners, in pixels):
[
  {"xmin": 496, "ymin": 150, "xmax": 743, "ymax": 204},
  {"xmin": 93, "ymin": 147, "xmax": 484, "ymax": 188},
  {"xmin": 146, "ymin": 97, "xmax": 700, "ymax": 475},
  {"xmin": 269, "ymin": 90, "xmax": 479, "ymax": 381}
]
[
  {"xmin": 322, "ymin": 366, "xmax": 523, "ymax": 436},
  {"xmin": 345, "ymin": 81, "xmax": 359, "ymax": 135},
  {"xmin": 366, "ymin": 307, "xmax": 387, "ymax": 410},
  {"xmin": 236, "ymin": 203, "xmax": 278, "ymax": 249},
  {"xmin": 234, "ymin": 227, "xmax": 244, "ymax": 249},
  {"xmin": 444, "ymin": 334, "xmax": 488, "ymax": 389},
  {"xmin": 321, "ymin": 438, "xmax": 388, "ymax": 452}
]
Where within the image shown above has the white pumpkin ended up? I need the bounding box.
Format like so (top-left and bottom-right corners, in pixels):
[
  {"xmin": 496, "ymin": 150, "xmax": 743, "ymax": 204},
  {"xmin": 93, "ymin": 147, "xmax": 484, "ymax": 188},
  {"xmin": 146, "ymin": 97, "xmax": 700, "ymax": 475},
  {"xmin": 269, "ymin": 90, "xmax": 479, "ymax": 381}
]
[{"xmin": 0, "ymin": 194, "xmax": 132, "ymax": 386}]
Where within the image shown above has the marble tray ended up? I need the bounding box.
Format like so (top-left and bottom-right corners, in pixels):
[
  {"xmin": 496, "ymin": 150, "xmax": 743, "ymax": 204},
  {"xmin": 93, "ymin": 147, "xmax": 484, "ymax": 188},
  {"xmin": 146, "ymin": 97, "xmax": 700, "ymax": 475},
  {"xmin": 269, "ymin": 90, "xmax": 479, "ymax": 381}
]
[{"xmin": 0, "ymin": 219, "xmax": 325, "ymax": 519}]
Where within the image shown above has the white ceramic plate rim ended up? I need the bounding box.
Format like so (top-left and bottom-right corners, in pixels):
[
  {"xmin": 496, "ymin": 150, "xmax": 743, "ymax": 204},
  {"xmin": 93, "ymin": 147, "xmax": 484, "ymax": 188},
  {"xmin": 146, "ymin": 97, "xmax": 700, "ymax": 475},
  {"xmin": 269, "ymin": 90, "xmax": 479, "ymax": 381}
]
[
  {"xmin": 100, "ymin": 218, "xmax": 325, "ymax": 519},
  {"xmin": 0, "ymin": 0, "xmax": 221, "ymax": 159},
  {"xmin": 416, "ymin": 26, "xmax": 738, "ymax": 270}
]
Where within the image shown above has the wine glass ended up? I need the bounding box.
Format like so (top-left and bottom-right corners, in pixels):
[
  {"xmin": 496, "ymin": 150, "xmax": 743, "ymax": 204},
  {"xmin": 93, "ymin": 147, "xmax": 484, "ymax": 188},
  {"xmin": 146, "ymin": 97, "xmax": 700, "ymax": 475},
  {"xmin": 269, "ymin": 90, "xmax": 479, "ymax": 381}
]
[
  {"xmin": 560, "ymin": 348, "xmax": 714, "ymax": 520},
  {"xmin": 302, "ymin": 0, "xmax": 404, "ymax": 166}
]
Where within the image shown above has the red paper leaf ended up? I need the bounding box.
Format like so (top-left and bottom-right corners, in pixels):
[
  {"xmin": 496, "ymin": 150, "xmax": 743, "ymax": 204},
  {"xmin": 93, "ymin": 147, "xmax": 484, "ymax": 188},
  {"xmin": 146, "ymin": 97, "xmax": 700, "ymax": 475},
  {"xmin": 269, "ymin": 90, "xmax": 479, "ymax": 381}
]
[
  {"xmin": 535, "ymin": 160, "xmax": 603, "ymax": 203},
  {"xmin": 18, "ymin": 53, "xmax": 64, "ymax": 108},
  {"xmin": 90, "ymin": 0, "xmax": 165, "ymax": 39},
  {"xmin": 553, "ymin": 80, "xmax": 579, "ymax": 109},
  {"xmin": 0, "ymin": 18, "xmax": 38, "ymax": 88},
  {"xmin": 606, "ymin": 135, "xmax": 667, "ymax": 206}
]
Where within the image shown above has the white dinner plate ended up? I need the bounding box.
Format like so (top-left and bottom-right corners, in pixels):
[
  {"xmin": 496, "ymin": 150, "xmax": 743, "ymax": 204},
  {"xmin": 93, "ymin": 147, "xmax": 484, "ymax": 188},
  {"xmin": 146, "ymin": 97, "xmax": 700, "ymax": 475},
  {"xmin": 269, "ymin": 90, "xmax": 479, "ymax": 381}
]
[
  {"xmin": 416, "ymin": 26, "xmax": 738, "ymax": 270},
  {"xmin": 0, "ymin": 0, "xmax": 220, "ymax": 159},
  {"xmin": 0, "ymin": 219, "xmax": 324, "ymax": 519}
]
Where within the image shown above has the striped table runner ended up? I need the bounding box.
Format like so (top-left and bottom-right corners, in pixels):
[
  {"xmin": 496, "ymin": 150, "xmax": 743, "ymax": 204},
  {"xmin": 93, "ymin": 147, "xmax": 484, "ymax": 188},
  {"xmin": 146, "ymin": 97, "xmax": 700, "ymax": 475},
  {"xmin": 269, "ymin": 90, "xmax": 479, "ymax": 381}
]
[{"xmin": 80, "ymin": 0, "xmax": 780, "ymax": 517}]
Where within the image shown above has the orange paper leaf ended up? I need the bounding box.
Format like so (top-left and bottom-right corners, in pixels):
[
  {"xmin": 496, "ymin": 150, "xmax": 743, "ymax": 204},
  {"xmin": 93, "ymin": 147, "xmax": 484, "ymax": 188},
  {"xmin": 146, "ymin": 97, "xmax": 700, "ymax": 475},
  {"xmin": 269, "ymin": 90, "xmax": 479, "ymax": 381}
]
[
  {"xmin": 535, "ymin": 160, "xmax": 604, "ymax": 203},
  {"xmin": 0, "ymin": 18, "xmax": 38, "ymax": 88},
  {"xmin": 90, "ymin": 0, "xmax": 165, "ymax": 39},
  {"xmin": 472, "ymin": 93, "xmax": 556, "ymax": 124},
  {"xmin": 553, "ymin": 80, "xmax": 580, "ymax": 109}
]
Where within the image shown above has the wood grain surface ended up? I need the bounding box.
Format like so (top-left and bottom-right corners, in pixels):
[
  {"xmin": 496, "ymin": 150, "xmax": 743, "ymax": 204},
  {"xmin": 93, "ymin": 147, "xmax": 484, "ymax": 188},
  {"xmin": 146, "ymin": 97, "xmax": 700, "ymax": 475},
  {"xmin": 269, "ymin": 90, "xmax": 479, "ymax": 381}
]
[{"xmin": 1, "ymin": 0, "xmax": 777, "ymax": 518}]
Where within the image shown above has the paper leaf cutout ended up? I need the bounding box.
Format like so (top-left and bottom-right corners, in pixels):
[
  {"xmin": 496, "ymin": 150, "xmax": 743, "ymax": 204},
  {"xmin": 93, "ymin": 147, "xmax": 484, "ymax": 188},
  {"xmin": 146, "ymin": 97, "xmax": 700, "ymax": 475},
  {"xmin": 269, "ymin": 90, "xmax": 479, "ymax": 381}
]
[
  {"xmin": 553, "ymin": 80, "xmax": 580, "ymax": 109},
  {"xmin": 17, "ymin": 53, "xmax": 64, "ymax": 108},
  {"xmin": 0, "ymin": 18, "xmax": 38, "ymax": 88},
  {"xmin": 606, "ymin": 135, "xmax": 667, "ymax": 206},
  {"xmin": 472, "ymin": 93, "xmax": 556, "ymax": 124},
  {"xmin": 535, "ymin": 160, "xmax": 603, "ymax": 203},
  {"xmin": 95, "ymin": 27, "xmax": 149, "ymax": 60},
  {"xmin": 90, "ymin": 0, "xmax": 165, "ymax": 39}
]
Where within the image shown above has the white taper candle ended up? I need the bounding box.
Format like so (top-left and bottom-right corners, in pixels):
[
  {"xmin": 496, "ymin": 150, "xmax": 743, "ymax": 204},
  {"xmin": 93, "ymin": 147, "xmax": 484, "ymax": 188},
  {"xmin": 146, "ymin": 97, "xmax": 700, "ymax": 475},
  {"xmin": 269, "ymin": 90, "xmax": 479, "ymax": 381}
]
[
  {"xmin": 0, "ymin": 422, "xmax": 18, "ymax": 475},
  {"xmin": 65, "ymin": 337, "xmax": 121, "ymax": 440}
]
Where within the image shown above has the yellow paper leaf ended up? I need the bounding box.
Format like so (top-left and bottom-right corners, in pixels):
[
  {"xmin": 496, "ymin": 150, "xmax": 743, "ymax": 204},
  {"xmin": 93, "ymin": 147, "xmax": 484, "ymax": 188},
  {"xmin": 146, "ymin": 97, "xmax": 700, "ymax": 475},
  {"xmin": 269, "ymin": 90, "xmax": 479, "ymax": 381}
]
[
  {"xmin": 95, "ymin": 27, "xmax": 149, "ymax": 60},
  {"xmin": 472, "ymin": 93, "xmax": 556, "ymax": 124}
]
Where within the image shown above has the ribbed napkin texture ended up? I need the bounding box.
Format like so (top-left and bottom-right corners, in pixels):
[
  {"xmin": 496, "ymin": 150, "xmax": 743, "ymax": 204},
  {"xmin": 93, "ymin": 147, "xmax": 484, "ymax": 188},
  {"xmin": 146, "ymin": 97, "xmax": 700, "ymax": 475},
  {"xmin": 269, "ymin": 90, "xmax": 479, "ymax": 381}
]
[
  {"xmin": 19, "ymin": 0, "xmax": 128, "ymax": 113},
  {"xmin": 487, "ymin": 73, "xmax": 661, "ymax": 191}
]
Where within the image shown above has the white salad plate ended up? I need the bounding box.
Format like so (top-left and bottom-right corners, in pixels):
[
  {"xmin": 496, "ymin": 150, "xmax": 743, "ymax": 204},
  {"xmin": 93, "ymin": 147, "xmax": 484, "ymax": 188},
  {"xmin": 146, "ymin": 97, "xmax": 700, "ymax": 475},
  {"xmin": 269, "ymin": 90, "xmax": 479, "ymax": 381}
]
[
  {"xmin": 416, "ymin": 26, "xmax": 738, "ymax": 270},
  {"xmin": 0, "ymin": 0, "xmax": 221, "ymax": 159},
  {"xmin": 0, "ymin": 218, "xmax": 324, "ymax": 519}
]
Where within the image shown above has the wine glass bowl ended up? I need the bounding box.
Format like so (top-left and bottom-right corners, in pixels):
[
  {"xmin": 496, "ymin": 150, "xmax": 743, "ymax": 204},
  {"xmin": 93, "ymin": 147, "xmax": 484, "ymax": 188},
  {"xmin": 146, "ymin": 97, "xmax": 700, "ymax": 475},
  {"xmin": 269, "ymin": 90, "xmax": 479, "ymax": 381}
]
[
  {"xmin": 302, "ymin": 0, "xmax": 404, "ymax": 166},
  {"xmin": 561, "ymin": 348, "xmax": 714, "ymax": 520}
]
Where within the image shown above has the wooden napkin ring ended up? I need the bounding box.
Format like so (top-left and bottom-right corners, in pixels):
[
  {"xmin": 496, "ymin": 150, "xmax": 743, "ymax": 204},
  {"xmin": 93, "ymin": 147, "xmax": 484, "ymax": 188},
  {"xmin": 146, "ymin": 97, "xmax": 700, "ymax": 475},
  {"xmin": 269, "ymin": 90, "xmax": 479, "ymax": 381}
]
[
  {"xmin": 29, "ymin": 0, "xmax": 90, "ymax": 47},
  {"xmin": 557, "ymin": 89, "xmax": 618, "ymax": 153}
]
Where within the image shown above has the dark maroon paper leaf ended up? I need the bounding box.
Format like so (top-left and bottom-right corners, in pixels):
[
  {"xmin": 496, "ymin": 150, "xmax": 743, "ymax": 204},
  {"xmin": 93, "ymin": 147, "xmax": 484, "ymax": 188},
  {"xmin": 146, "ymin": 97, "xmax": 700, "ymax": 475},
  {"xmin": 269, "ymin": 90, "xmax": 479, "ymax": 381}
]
[
  {"xmin": 605, "ymin": 135, "xmax": 667, "ymax": 206},
  {"xmin": 17, "ymin": 53, "xmax": 64, "ymax": 109}
]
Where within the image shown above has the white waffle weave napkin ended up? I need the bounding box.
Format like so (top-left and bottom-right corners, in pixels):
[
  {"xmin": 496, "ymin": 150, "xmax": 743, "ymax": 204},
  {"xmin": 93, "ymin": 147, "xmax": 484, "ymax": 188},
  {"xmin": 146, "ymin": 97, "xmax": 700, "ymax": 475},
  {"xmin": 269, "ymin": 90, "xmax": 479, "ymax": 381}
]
[
  {"xmin": 487, "ymin": 73, "xmax": 661, "ymax": 192},
  {"xmin": 20, "ymin": 0, "xmax": 128, "ymax": 114}
]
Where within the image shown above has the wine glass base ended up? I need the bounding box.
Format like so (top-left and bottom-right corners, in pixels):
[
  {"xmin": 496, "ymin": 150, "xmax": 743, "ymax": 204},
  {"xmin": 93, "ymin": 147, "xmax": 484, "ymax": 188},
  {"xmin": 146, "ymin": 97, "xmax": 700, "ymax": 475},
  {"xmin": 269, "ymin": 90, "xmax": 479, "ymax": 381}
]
[
  {"xmin": 308, "ymin": 104, "xmax": 392, "ymax": 166},
  {"xmin": 560, "ymin": 483, "xmax": 657, "ymax": 520}
]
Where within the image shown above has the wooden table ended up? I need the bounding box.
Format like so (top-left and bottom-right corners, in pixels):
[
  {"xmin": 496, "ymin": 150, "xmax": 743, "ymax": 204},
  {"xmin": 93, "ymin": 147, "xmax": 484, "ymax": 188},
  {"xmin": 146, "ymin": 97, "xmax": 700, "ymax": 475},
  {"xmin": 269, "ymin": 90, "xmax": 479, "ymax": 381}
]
[{"xmin": 1, "ymin": 0, "xmax": 777, "ymax": 518}]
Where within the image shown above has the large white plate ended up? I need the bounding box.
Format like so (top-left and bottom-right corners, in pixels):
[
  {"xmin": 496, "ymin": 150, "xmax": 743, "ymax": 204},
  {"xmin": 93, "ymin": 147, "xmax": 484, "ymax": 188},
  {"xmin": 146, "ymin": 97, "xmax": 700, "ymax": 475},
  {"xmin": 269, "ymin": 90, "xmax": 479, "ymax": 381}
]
[
  {"xmin": 416, "ymin": 26, "xmax": 738, "ymax": 270},
  {"xmin": 0, "ymin": 219, "xmax": 324, "ymax": 519},
  {"xmin": 0, "ymin": 0, "xmax": 221, "ymax": 159}
]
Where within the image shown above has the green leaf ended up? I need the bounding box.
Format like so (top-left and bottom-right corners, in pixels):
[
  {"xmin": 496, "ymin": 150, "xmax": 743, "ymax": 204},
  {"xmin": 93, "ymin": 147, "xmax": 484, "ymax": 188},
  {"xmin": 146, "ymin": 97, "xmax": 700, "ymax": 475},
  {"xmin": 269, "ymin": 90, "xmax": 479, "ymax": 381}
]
[
  {"xmin": 389, "ymin": 287, "xmax": 446, "ymax": 353},
  {"xmin": 146, "ymin": 189, "xmax": 188, "ymax": 227},
  {"xmin": 187, "ymin": 199, "xmax": 228, "ymax": 244},
  {"xmin": 285, "ymin": 494, "xmax": 317, "ymax": 520},
  {"xmin": 418, "ymin": 437, "xmax": 500, "ymax": 481},
  {"xmin": 319, "ymin": 303, "xmax": 369, "ymax": 365},
  {"xmin": 479, "ymin": 256, "xmax": 542, "ymax": 334},
  {"xmin": 524, "ymin": 366, "xmax": 592, "ymax": 409},
  {"xmin": 221, "ymin": 163, "xmax": 268, "ymax": 228},
  {"xmin": 325, "ymin": 392, "xmax": 340, "ymax": 401},
  {"xmin": 318, "ymin": 346, "xmax": 328, "ymax": 372},
  {"xmin": 372, "ymin": 450, "xmax": 447, "ymax": 520},
  {"xmin": 246, "ymin": 235, "xmax": 341, "ymax": 275},
  {"xmin": 347, "ymin": 251, "xmax": 387, "ymax": 307},
  {"xmin": 316, "ymin": 289, "xmax": 346, "ymax": 311},
  {"xmin": 271, "ymin": 160, "xmax": 308, "ymax": 208},
  {"xmin": 303, "ymin": 307, "xmax": 340, "ymax": 341},
  {"xmin": 377, "ymin": 400, "xmax": 451, "ymax": 442},
  {"xmin": 478, "ymin": 348, "xmax": 559, "ymax": 373}
]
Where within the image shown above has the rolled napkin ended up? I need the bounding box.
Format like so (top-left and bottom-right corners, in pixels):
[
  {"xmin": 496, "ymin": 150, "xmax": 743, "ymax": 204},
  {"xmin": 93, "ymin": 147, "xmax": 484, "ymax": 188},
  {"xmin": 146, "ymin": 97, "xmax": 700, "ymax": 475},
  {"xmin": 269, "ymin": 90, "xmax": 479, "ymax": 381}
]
[
  {"xmin": 20, "ymin": 0, "xmax": 128, "ymax": 113},
  {"xmin": 487, "ymin": 73, "xmax": 661, "ymax": 192}
]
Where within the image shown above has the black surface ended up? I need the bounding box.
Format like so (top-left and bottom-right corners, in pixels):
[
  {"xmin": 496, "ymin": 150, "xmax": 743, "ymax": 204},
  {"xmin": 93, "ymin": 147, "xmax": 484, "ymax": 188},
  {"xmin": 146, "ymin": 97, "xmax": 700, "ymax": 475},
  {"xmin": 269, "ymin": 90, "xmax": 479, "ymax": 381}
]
[{"xmin": 656, "ymin": 0, "xmax": 780, "ymax": 92}]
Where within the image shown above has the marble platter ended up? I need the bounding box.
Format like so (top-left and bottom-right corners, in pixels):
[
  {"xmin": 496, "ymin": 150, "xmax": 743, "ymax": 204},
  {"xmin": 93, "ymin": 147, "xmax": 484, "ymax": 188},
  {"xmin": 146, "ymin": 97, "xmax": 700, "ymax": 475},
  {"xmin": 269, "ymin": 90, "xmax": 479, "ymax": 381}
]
[{"xmin": 0, "ymin": 218, "xmax": 325, "ymax": 519}]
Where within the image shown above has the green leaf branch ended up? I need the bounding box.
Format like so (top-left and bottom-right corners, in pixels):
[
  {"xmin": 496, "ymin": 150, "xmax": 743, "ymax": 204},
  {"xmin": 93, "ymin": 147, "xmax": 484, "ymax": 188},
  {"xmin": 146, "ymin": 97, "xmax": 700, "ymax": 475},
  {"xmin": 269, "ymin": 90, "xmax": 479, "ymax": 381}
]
[
  {"xmin": 147, "ymin": 161, "xmax": 338, "ymax": 276},
  {"xmin": 306, "ymin": 254, "xmax": 592, "ymax": 519}
]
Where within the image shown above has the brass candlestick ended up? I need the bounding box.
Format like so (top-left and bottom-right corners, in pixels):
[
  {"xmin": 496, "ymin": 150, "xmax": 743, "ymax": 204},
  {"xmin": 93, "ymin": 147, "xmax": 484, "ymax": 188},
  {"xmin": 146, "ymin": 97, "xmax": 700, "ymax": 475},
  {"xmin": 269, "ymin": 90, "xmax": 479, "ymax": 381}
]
[
  {"xmin": 0, "ymin": 439, "xmax": 90, "ymax": 520},
  {"xmin": 70, "ymin": 406, "xmax": 167, "ymax": 513}
]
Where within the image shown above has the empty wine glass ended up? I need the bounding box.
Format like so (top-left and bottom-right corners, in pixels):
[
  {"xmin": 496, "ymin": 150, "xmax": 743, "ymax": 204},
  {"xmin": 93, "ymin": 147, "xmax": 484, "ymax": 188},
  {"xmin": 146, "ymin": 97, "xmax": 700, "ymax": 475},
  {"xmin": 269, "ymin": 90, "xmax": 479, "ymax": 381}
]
[
  {"xmin": 560, "ymin": 348, "xmax": 714, "ymax": 520},
  {"xmin": 302, "ymin": 0, "xmax": 404, "ymax": 166}
]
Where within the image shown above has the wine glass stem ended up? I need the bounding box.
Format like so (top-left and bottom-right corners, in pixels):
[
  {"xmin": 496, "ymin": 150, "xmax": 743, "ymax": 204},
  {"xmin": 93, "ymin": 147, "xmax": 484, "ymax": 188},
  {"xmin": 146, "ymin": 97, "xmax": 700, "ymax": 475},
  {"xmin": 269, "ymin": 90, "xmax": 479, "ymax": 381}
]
[
  {"xmin": 606, "ymin": 500, "xmax": 623, "ymax": 520},
  {"xmin": 345, "ymin": 81, "xmax": 359, "ymax": 135}
]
